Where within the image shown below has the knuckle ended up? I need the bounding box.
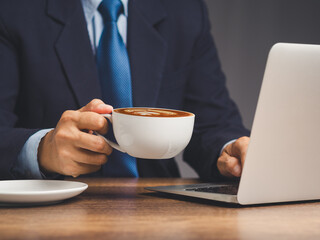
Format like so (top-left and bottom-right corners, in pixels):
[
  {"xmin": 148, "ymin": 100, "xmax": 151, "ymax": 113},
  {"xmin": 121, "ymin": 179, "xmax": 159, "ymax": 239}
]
[
  {"xmin": 217, "ymin": 155, "xmax": 224, "ymax": 165},
  {"xmin": 225, "ymin": 157, "xmax": 237, "ymax": 169},
  {"xmin": 217, "ymin": 158, "xmax": 223, "ymax": 170},
  {"xmin": 97, "ymin": 154, "xmax": 108, "ymax": 165},
  {"xmin": 217, "ymin": 156, "xmax": 226, "ymax": 169},
  {"xmin": 91, "ymin": 98, "xmax": 103, "ymax": 105},
  {"xmin": 242, "ymin": 136, "xmax": 250, "ymax": 141},
  {"xmin": 61, "ymin": 163, "xmax": 76, "ymax": 176},
  {"xmin": 89, "ymin": 99, "xmax": 103, "ymax": 108},
  {"xmin": 218, "ymin": 153, "xmax": 227, "ymax": 164},
  {"xmin": 234, "ymin": 139, "xmax": 242, "ymax": 148},
  {"xmin": 94, "ymin": 137, "xmax": 106, "ymax": 152},
  {"xmin": 96, "ymin": 117, "xmax": 107, "ymax": 130},
  {"xmin": 58, "ymin": 148, "xmax": 72, "ymax": 161},
  {"xmin": 61, "ymin": 110, "xmax": 77, "ymax": 123},
  {"xmin": 235, "ymin": 136, "xmax": 250, "ymax": 148},
  {"xmin": 217, "ymin": 160, "xmax": 228, "ymax": 176},
  {"xmin": 234, "ymin": 140, "xmax": 244, "ymax": 151},
  {"xmin": 68, "ymin": 167, "xmax": 79, "ymax": 177},
  {"xmin": 55, "ymin": 129, "xmax": 71, "ymax": 141},
  {"xmin": 107, "ymin": 146, "xmax": 113, "ymax": 155}
]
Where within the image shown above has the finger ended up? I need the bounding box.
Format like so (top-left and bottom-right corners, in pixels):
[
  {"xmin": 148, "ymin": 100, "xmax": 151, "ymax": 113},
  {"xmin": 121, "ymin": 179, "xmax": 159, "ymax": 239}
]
[
  {"xmin": 70, "ymin": 147, "xmax": 109, "ymax": 166},
  {"xmin": 231, "ymin": 137, "xmax": 250, "ymax": 167},
  {"xmin": 76, "ymin": 131, "xmax": 113, "ymax": 155},
  {"xmin": 217, "ymin": 152, "xmax": 242, "ymax": 177},
  {"xmin": 56, "ymin": 146, "xmax": 106, "ymax": 176},
  {"xmin": 70, "ymin": 162, "xmax": 102, "ymax": 178},
  {"xmin": 79, "ymin": 99, "xmax": 113, "ymax": 114},
  {"xmin": 77, "ymin": 111, "xmax": 109, "ymax": 134},
  {"xmin": 57, "ymin": 110, "xmax": 81, "ymax": 128}
]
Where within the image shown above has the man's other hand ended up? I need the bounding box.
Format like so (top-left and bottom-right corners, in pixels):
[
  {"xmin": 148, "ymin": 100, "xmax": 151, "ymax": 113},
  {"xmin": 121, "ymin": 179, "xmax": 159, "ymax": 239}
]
[
  {"xmin": 38, "ymin": 99, "xmax": 113, "ymax": 177},
  {"xmin": 217, "ymin": 136, "xmax": 250, "ymax": 178}
]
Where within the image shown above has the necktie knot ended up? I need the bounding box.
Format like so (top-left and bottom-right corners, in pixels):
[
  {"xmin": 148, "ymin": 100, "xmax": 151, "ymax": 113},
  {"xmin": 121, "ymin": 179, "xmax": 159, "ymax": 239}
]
[{"xmin": 98, "ymin": 0, "xmax": 123, "ymax": 22}]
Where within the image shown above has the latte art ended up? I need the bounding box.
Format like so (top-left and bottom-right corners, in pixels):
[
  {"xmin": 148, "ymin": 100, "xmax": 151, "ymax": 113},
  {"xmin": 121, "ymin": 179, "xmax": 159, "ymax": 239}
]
[{"xmin": 115, "ymin": 108, "xmax": 192, "ymax": 117}]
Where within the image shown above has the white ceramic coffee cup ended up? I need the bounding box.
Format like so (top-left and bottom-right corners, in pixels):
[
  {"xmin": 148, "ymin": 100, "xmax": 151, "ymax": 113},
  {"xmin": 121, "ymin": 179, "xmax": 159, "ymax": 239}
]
[{"xmin": 97, "ymin": 108, "xmax": 195, "ymax": 159}]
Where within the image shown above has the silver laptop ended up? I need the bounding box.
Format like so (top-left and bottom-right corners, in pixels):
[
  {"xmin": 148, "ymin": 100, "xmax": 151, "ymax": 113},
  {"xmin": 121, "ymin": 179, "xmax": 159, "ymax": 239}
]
[{"xmin": 146, "ymin": 43, "xmax": 320, "ymax": 205}]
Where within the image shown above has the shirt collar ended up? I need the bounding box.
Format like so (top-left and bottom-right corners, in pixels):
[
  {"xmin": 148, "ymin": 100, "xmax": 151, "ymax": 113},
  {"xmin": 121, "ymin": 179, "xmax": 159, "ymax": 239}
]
[{"xmin": 81, "ymin": 0, "xmax": 128, "ymax": 23}]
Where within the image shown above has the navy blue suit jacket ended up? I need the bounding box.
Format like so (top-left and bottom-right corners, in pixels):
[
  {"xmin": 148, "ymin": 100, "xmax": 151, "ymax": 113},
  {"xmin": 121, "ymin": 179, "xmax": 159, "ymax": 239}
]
[{"xmin": 0, "ymin": 0, "xmax": 249, "ymax": 179}]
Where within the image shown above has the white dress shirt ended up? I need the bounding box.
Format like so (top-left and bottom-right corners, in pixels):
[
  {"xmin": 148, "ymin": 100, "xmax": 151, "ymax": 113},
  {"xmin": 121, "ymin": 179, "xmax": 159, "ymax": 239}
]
[{"xmin": 81, "ymin": 0, "xmax": 128, "ymax": 51}]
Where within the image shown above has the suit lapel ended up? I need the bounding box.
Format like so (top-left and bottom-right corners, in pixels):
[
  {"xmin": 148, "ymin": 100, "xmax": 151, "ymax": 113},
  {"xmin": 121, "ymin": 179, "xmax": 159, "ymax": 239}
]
[
  {"xmin": 127, "ymin": 0, "xmax": 167, "ymax": 107},
  {"xmin": 47, "ymin": 0, "xmax": 101, "ymax": 108},
  {"xmin": 46, "ymin": 0, "xmax": 167, "ymax": 108}
]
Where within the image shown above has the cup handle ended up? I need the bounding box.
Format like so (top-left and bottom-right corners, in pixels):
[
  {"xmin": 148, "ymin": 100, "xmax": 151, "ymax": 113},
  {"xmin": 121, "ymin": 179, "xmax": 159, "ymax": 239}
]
[{"xmin": 94, "ymin": 113, "xmax": 126, "ymax": 153}]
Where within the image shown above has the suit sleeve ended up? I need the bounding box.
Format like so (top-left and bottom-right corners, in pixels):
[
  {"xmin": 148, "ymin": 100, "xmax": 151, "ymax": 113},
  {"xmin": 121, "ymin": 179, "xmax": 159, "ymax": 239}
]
[
  {"xmin": 183, "ymin": 0, "xmax": 250, "ymax": 180},
  {"xmin": 0, "ymin": 16, "xmax": 40, "ymax": 179}
]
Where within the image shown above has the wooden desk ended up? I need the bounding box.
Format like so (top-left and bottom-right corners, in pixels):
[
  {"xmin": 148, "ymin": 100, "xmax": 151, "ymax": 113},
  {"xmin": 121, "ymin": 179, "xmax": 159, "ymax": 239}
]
[{"xmin": 1, "ymin": 178, "xmax": 320, "ymax": 240}]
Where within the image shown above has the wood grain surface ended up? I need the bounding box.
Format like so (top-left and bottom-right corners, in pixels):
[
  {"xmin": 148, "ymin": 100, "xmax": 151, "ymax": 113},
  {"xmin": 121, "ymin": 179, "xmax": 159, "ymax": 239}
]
[{"xmin": 1, "ymin": 178, "xmax": 320, "ymax": 240}]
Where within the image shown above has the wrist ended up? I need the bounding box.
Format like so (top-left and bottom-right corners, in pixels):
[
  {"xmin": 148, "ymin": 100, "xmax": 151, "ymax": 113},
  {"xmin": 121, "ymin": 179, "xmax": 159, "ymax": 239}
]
[
  {"xmin": 37, "ymin": 129, "xmax": 56, "ymax": 174},
  {"xmin": 220, "ymin": 139, "xmax": 236, "ymax": 156}
]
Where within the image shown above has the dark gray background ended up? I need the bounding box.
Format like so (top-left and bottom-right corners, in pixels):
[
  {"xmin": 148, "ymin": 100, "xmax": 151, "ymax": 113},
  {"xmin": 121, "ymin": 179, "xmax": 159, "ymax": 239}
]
[{"xmin": 177, "ymin": 0, "xmax": 320, "ymax": 177}]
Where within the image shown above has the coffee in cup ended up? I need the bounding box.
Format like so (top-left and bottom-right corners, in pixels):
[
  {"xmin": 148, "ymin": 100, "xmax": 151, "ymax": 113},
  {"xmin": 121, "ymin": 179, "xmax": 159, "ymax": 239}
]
[{"xmin": 115, "ymin": 108, "xmax": 192, "ymax": 117}]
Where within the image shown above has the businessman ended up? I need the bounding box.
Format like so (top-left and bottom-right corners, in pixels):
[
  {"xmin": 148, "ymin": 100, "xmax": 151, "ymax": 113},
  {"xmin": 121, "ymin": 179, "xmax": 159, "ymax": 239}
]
[{"xmin": 0, "ymin": 0, "xmax": 250, "ymax": 179}]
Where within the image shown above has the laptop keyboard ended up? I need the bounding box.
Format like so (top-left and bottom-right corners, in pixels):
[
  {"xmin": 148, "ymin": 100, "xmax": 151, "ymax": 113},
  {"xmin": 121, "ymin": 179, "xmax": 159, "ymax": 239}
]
[{"xmin": 185, "ymin": 183, "xmax": 239, "ymax": 195}]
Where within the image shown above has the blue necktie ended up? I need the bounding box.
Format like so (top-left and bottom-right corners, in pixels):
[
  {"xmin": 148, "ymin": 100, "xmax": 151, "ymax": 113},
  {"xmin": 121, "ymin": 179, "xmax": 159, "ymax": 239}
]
[{"xmin": 96, "ymin": 0, "xmax": 138, "ymax": 177}]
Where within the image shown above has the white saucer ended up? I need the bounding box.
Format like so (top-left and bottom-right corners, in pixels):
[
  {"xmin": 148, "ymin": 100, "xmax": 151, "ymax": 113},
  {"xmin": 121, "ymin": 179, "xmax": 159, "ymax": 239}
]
[{"xmin": 0, "ymin": 180, "xmax": 88, "ymax": 206}]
